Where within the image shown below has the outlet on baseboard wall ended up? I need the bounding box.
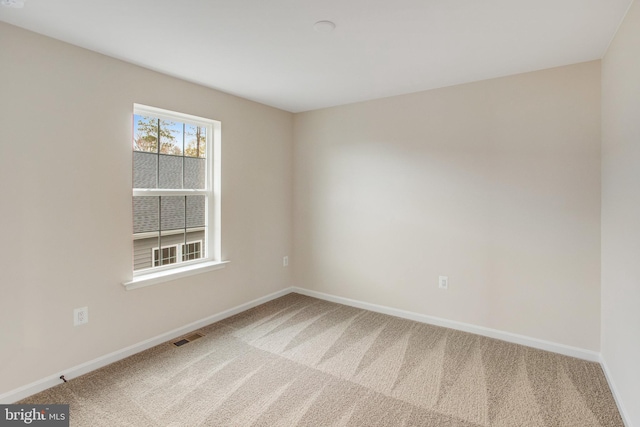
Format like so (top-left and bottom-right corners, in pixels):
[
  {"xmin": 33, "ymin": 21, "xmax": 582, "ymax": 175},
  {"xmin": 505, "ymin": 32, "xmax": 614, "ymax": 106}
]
[
  {"xmin": 74, "ymin": 307, "xmax": 89, "ymax": 326},
  {"xmin": 438, "ymin": 276, "xmax": 448, "ymax": 290},
  {"xmin": 283, "ymin": 256, "xmax": 289, "ymax": 267}
]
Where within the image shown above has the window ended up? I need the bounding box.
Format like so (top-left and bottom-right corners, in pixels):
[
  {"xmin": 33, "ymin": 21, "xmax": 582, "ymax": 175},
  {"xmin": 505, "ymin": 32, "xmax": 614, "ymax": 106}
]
[{"xmin": 131, "ymin": 104, "xmax": 221, "ymax": 279}]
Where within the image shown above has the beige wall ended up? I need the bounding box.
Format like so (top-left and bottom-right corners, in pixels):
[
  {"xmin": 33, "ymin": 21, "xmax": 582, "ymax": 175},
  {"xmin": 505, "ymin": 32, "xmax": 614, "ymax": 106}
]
[
  {"xmin": 602, "ymin": 0, "xmax": 640, "ymax": 424},
  {"xmin": 294, "ymin": 61, "xmax": 602, "ymax": 350},
  {"xmin": 0, "ymin": 22, "xmax": 293, "ymax": 396}
]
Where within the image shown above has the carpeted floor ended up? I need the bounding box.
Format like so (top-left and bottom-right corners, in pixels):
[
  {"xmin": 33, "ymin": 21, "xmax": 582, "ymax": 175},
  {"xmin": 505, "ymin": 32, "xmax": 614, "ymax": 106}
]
[{"xmin": 21, "ymin": 293, "xmax": 624, "ymax": 426}]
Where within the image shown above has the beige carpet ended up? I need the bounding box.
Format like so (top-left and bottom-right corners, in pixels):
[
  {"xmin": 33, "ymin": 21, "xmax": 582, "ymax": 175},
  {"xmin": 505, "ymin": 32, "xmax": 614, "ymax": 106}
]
[{"xmin": 21, "ymin": 293, "xmax": 624, "ymax": 426}]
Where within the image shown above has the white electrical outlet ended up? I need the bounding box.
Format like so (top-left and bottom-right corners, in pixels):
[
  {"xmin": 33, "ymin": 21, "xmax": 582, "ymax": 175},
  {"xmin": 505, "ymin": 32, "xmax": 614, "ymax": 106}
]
[
  {"xmin": 74, "ymin": 307, "xmax": 89, "ymax": 326},
  {"xmin": 283, "ymin": 256, "xmax": 289, "ymax": 267},
  {"xmin": 438, "ymin": 276, "xmax": 448, "ymax": 290}
]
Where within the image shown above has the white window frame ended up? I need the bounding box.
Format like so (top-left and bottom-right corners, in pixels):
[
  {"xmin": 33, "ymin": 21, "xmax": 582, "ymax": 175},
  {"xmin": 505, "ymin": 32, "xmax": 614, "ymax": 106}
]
[{"xmin": 124, "ymin": 105, "xmax": 227, "ymax": 290}]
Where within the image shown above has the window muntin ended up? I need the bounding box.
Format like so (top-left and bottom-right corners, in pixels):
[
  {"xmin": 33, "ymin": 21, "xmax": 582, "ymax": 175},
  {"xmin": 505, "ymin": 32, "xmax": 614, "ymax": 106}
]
[{"xmin": 132, "ymin": 105, "xmax": 219, "ymax": 274}]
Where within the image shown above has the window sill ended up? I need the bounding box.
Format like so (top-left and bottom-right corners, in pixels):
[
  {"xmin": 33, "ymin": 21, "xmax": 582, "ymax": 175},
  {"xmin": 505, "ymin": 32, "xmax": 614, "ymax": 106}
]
[{"xmin": 123, "ymin": 260, "xmax": 229, "ymax": 291}]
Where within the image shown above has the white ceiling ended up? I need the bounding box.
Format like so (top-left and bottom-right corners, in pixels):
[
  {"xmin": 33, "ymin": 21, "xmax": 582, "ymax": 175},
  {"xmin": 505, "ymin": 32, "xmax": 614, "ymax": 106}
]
[{"xmin": 0, "ymin": 0, "xmax": 633, "ymax": 112}]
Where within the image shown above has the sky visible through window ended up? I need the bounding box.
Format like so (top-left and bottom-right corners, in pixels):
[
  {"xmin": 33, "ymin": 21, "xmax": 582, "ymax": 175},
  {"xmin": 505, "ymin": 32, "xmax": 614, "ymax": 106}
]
[{"xmin": 133, "ymin": 114, "xmax": 206, "ymax": 158}]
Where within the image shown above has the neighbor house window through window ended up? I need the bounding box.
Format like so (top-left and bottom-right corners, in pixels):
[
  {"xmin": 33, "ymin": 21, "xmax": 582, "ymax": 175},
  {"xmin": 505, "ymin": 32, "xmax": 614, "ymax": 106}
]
[
  {"xmin": 153, "ymin": 246, "xmax": 178, "ymax": 267},
  {"xmin": 132, "ymin": 105, "xmax": 220, "ymax": 274},
  {"xmin": 151, "ymin": 241, "xmax": 202, "ymax": 266},
  {"xmin": 182, "ymin": 241, "xmax": 202, "ymax": 261}
]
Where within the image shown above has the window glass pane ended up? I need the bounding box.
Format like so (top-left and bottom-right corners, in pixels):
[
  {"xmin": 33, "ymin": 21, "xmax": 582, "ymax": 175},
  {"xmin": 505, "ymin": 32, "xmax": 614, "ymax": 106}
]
[
  {"xmin": 160, "ymin": 120, "xmax": 183, "ymax": 155},
  {"xmin": 185, "ymin": 230, "xmax": 206, "ymax": 260},
  {"xmin": 133, "ymin": 196, "xmax": 159, "ymax": 233},
  {"xmin": 133, "ymin": 235, "xmax": 158, "ymax": 271},
  {"xmin": 133, "ymin": 115, "xmax": 159, "ymax": 153},
  {"xmin": 185, "ymin": 124, "xmax": 206, "ymax": 158},
  {"xmin": 158, "ymin": 232, "xmax": 184, "ymax": 266},
  {"xmin": 184, "ymin": 157, "xmax": 206, "ymax": 189},
  {"xmin": 161, "ymin": 196, "xmax": 185, "ymax": 231},
  {"xmin": 186, "ymin": 196, "xmax": 206, "ymax": 228},
  {"xmin": 133, "ymin": 151, "xmax": 157, "ymax": 189},
  {"xmin": 158, "ymin": 155, "xmax": 182, "ymax": 189}
]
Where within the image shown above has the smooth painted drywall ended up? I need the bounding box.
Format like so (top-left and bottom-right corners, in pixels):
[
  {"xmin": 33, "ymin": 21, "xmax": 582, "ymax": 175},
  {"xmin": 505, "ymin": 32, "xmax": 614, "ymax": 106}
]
[
  {"xmin": 294, "ymin": 61, "xmax": 602, "ymax": 350},
  {"xmin": 602, "ymin": 0, "xmax": 640, "ymax": 423},
  {"xmin": 0, "ymin": 22, "xmax": 293, "ymax": 396}
]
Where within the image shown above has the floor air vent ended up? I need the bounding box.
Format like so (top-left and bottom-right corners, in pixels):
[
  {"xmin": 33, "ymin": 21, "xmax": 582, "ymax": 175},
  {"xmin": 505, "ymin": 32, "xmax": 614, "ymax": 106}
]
[{"xmin": 173, "ymin": 332, "xmax": 204, "ymax": 347}]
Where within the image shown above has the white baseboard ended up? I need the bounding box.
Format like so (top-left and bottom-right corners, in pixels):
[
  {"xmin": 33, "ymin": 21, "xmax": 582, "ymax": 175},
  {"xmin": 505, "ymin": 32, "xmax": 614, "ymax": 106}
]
[
  {"xmin": 4, "ymin": 284, "xmax": 623, "ymax": 422},
  {"xmin": 600, "ymin": 355, "xmax": 632, "ymax": 427},
  {"xmin": 291, "ymin": 287, "xmax": 601, "ymax": 362},
  {"xmin": 0, "ymin": 287, "xmax": 292, "ymax": 404},
  {"xmin": 301, "ymin": 285, "xmax": 630, "ymax": 424}
]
